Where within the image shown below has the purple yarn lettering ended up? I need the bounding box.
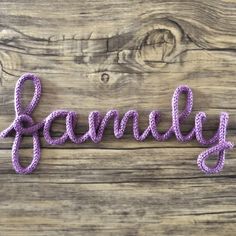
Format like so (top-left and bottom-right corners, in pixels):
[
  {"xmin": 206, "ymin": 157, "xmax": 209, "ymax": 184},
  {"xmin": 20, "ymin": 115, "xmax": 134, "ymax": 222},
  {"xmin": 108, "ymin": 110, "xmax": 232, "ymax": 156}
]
[{"xmin": 0, "ymin": 73, "xmax": 234, "ymax": 174}]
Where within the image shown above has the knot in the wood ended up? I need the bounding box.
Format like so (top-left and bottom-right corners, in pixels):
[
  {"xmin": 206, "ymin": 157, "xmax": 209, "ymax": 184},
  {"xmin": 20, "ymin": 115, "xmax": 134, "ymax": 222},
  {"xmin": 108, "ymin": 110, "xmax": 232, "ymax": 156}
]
[
  {"xmin": 139, "ymin": 28, "xmax": 175, "ymax": 65},
  {"xmin": 101, "ymin": 73, "xmax": 110, "ymax": 83}
]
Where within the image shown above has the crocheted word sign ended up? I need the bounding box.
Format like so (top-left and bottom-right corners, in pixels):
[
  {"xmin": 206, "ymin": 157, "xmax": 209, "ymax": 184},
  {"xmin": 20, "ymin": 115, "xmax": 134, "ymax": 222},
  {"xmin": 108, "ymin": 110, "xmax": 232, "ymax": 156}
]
[{"xmin": 0, "ymin": 73, "xmax": 234, "ymax": 174}]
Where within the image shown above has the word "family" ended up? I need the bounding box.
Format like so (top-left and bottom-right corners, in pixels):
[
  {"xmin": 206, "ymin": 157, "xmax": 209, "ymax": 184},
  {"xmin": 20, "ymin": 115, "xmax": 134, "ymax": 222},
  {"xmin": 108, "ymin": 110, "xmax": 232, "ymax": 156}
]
[{"xmin": 0, "ymin": 74, "xmax": 234, "ymax": 174}]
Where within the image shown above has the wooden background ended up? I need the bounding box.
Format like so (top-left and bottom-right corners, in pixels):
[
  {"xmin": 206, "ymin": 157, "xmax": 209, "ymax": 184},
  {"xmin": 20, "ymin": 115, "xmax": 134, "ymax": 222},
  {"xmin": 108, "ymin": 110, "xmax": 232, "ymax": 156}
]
[{"xmin": 0, "ymin": 0, "xmax": 236, "ymax": 235}]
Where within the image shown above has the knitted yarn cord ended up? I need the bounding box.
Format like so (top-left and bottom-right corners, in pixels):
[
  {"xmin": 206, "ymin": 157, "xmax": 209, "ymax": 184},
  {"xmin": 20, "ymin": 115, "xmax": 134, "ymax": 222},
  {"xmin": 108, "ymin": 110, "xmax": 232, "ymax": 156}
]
[{"xmin": 0, "ymin": 73, "xmax": 234, "ymax": 174}]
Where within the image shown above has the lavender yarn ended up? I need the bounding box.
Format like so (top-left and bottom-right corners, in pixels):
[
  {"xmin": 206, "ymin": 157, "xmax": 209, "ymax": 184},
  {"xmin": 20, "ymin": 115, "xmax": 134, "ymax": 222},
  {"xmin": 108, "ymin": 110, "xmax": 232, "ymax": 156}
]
[{"xmin": 0, "ymin": 73, "xmax": 234, "ymax": 174}]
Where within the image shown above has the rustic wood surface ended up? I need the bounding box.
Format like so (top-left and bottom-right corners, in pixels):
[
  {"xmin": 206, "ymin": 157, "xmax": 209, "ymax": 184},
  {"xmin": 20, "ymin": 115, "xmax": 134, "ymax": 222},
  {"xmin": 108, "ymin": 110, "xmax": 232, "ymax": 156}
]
[{"xmin": 0, "ymin": 0, "xmax": 236, "ymax": 235}]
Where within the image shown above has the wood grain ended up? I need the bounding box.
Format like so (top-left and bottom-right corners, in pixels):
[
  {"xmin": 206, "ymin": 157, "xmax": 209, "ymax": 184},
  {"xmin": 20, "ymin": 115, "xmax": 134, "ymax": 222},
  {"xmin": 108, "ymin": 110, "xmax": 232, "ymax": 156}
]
[{"xmin": 0, "ymin": 0, "xmax": 236, "ymax": 235}]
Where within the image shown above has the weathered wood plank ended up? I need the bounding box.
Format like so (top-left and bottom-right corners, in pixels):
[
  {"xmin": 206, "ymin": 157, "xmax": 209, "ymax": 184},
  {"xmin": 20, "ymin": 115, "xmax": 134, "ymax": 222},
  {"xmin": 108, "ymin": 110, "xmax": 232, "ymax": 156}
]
[
  {"xmin": 0, "ymin": 147, "xmax": 236, "ymax": 235},
  {"xmin": 0, "ymin": 148, "xmax": 236, "ymax": 180},
  {"xmin": 0, "ymin": 25, "xmax": 236, "ymax": 132},
  {"xmin": 0, "ymin": 0, "xmax": 236, "ymax": 235},
  {"xmin": 0, "ymin": 180, "xmax": 235, "ymax": 236}
]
